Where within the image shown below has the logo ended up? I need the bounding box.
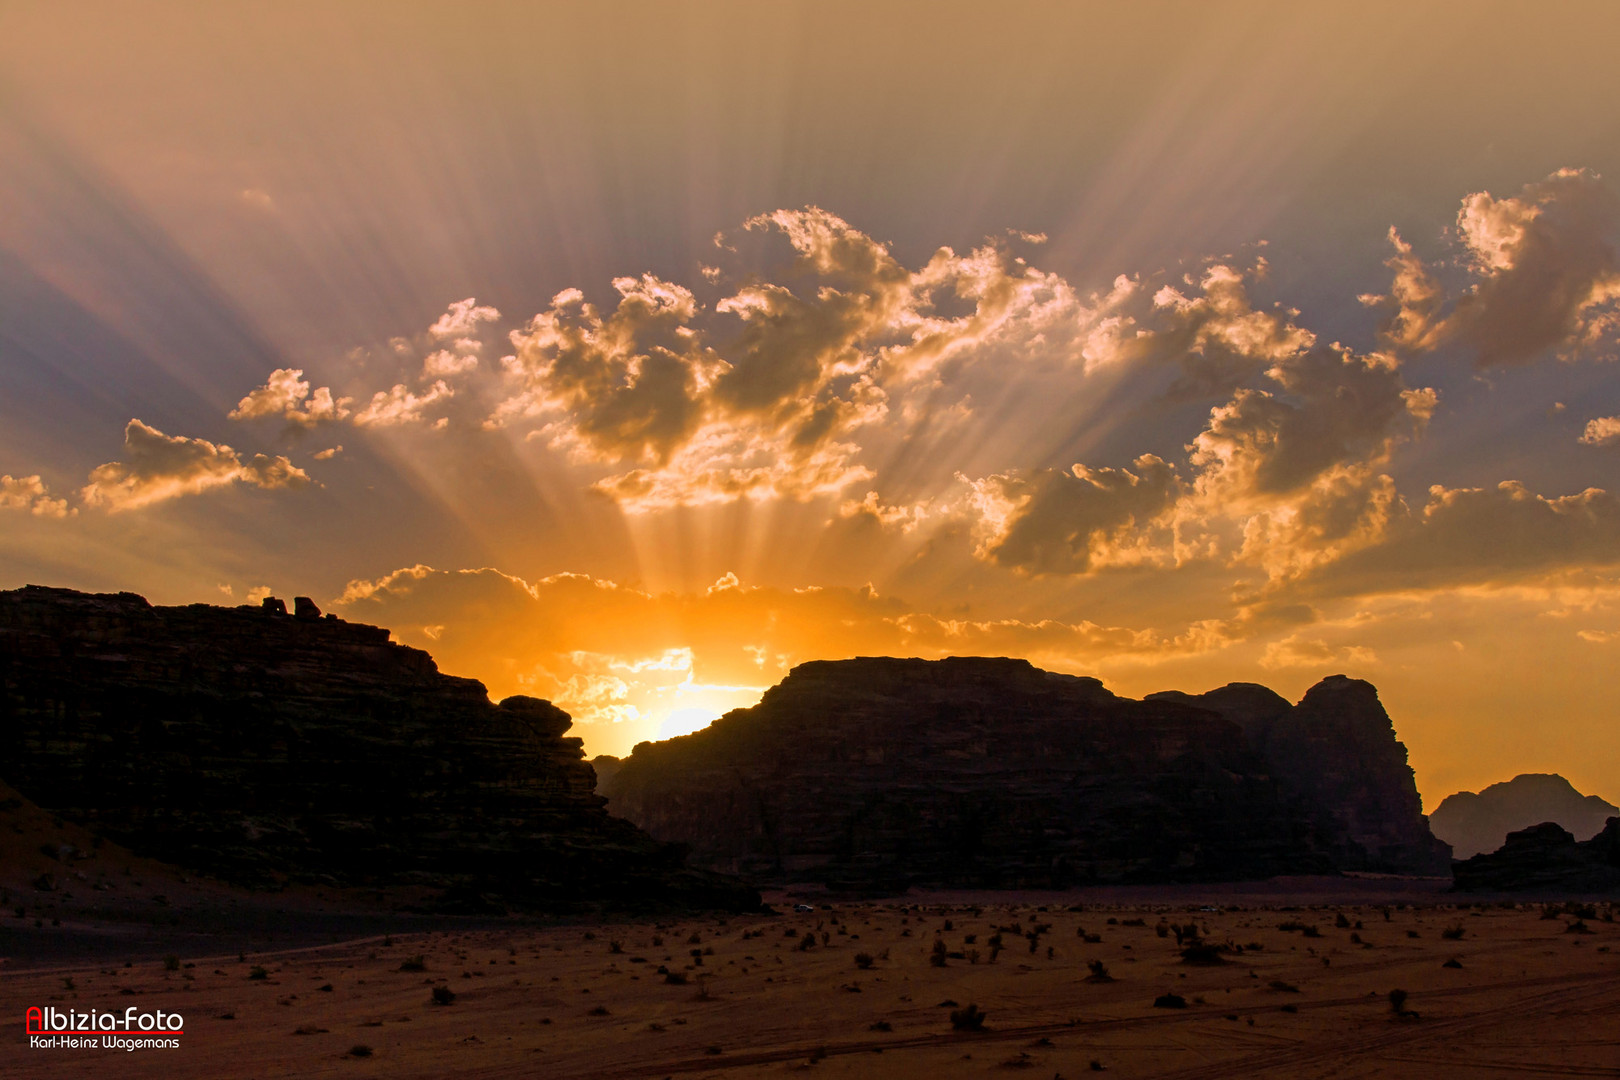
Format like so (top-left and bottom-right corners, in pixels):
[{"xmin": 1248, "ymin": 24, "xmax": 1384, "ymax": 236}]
[{"xmin": 25, "ymin": 1006, "xmax": 184, "ymax": 1052}]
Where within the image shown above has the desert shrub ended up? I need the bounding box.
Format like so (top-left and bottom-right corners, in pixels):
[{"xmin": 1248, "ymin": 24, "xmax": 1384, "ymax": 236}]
[
  {"xmin": 1085, "ymin": 959, "xmax": 1112, "ymax": 982},
  {"xmin": 854, "ymin": 952, "xmax": 874, "ymax": 970},
  {"xmin": 608, "ymin": 940, "xmax": 623, "ymax": 954},
  {"xmin": 1153, "ymin": 993, "xmax": 1187, "ymax": 1009},
  {"xmin": 587, "ymin": 1005, "xmax": 610, "ymax": 1015},
  {"xmin": 398, "ymin": 955, "xmax": 426, "ymax": 972},
  {"xmin": 1387, "ymin": 988, "xmax": 1408, "ymax": 1014},
  {"xmin": 930, "ymin": 939, "xmax": 948, "ymax": 967},
  {"xmin": 431, "ymin": 985, "xmax": 456, "ymax": 1005},
  {"xmin": 1440, "ymin": 923, "xmax": 1466, "ymax": 941},
  {"xmin": 1335, "ymin": 912, "xmax": 1351, "ymax": 928},
  {"xmin": 663, "ymin": 971, "xmax": 688, "ymax": 985},
  {"xmin": 869, "ymin": 1020, "xmax": 892, "ymax": 1032},
  {"xmin": 348, "ymin": 1045, "xmax": 373, "ymax": 1058},
  {"xmin": 949, "ymin": 1003, "xmax": 986, "ymax": 1030},
  {"xmin": 163, "ymin": 955, "xmax": 180, "ymax": 972},
  {"xmin": 798, "ymin": 932, "xmax": 816, "ymax": 952},
  {"xmin": 248, "ymin": 966, "xmax": 268, "ymax": 980},
  {"xmin": 1179, "ymin": 944, "xmax": 1225, "ymax": 966}
]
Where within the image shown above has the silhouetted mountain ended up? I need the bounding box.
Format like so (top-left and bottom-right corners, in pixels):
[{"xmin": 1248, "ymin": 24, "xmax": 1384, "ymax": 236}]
[
  {"xmin": 0, "ymin": 585, "xmax": 757, "ymax": 912},
  {"xmin": 1452, "ymin": 817, "xmax": 1620, "ymax": 892},
  {"xmin": 599, "ymin": 657, "xmax": 1450, "ymax": 889},
  {"xmin": 1429, "ymin": 774, "xmax": 1618, "ymax": 859}
]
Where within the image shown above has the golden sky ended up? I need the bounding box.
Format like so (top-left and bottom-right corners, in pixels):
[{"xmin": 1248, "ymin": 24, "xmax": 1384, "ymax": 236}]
[{"xmin": 2, "ymin": 2, "xmax": 1619, "ymax": 806}]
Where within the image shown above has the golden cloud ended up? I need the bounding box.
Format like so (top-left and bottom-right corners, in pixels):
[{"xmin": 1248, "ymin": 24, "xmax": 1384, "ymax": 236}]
[{"xmin": 80, "ymin": 420, "xmax": 310, "ymax": 512}]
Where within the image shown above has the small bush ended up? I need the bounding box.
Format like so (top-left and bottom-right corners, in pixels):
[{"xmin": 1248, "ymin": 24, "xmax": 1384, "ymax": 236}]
[
  {"xmin": 869, "ymin": 1020, "xmax": 892, "ymax": 1032},
  {"xmin": 163, "ymin": 955, "xmax": 180, "ymax": 972},
  {"xmin": 1440, "ymin": 924, "xmax": 1466, "ymax": 941},
  {"xmin": 930, "ymin": 939, "xmax": 948, "ymax": 967},
  {"xmin": 949, "ymin": 1003, "xmax": 987, "ymax": 1030},
  {"xmin": 248, "ymin": 966, "xmax": 269, "ymax": 981},
  {"xmin": 798, "ymin": 932, "xmax": 816, "ymax": 952},
  {"xmin": 348, "ymin": 1044, "xmax": 373, "ymax": 1058},
  {"xmin": 608, "ymin": 940, "xmax": 623, "ymax": 953},
  {"xmin": 1388, "ymin": 988, "xmax": 1409, "ymax": 1014},
  {"xmin": 663, "ymin": 971, "xmax": 688, "ymax": 985},
  {"xmin": 431, "ymin": 985, "xmax": 456, "ymax": 1005},
  {"xmin": 398, "ymin": 955, "xmax": 427, "ymax": 972},
  {"xmin": 854, "ymin": 952, "xmax": 874, "ymax": 970},
  {"xmin": 1153, "ymin": 993, "xmax": 1187, "ymax": 1009},
  {"xmin": 1085, "ymin": 959, "xmax": 1112, "ymax": 982}
]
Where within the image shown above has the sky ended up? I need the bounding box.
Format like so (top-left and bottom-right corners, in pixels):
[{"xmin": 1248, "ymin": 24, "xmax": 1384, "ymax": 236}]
[{"xmin": 2, "ymin": 2, "xmax": 1619, "ymax": 806}]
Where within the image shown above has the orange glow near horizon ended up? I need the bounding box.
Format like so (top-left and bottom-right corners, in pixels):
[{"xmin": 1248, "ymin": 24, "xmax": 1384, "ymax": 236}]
[{"xmin": 1, "ymin": 3, "xmax": 1619, "ymax": 810}]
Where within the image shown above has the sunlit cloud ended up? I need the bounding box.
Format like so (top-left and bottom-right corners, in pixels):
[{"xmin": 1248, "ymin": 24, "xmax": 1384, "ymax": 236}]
[
  {"xmin": 80, "ymin": 420, "xmax": 310, "ymax": 512},
  {"xmin": 1364, "ymin": 168, "xmax": 1620, "ymax": 365},
  {"xmin": 0, "ymin": 474, "xmax": 72, "ymax": 518}
]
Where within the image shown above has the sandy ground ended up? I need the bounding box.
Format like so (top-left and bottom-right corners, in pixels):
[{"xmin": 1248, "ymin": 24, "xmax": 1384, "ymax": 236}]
[{"xmin": 3, "ymin": 884, "xmax": 1617, "ymax": 1079}]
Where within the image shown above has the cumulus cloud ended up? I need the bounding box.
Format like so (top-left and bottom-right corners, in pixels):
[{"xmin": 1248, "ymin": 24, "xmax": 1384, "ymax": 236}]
[
  {"xmin": 1295, "ymin": 481, "xmax": 1620, "ymax": 598},
  {"xmin": 354, "ymin": 380, "xmax": 454, "ymax": 426},
  {"xmin": 80, "ymin": 420, "xmax": 310, "ymax": 512},
  {"xmin": 1580, "ymin": 416, "xmax": 1620, "ymax": 447},
  {"xmin": 1365, "ymin": 168, "xmax": 1620, "ymax": 365},
  {"xmin": 229, "ymin": 368, "xmax": 351, "ymax": 427},
  {"xmin": 0, "ymin": 474, "xmax": 71, "ymax": 517},
  {"xmin": 962, "ymin": 455, "xmax": 1182, "ymax": 574},
  {"xmin": 429, "ymin": 297, "xmax": 501, "ymax": 340}
]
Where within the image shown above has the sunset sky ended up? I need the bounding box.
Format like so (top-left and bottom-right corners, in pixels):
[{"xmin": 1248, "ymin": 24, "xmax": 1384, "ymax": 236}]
[{"xmin": 3, "ymin": 2, "xmax": 1618, "ymax": 805}]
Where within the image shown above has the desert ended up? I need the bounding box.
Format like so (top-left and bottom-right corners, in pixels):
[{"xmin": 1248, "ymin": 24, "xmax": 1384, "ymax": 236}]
[
  {"xmin": 4, "ymin": 881, "xmax": 1618, "ymax": 1079},
  {"xmin": 6, "ymin": 7, "xmax": 1620, "ymax": 1073}
]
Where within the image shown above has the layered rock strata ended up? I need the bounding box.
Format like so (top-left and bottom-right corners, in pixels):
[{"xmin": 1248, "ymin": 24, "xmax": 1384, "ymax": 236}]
[
  {"xmin": 0, "ymin": 586, "xmax": 755, "ymax": 911},
  {"xmin": 600, "ymin": 657, "xmax": 1450, "ymax": 888}
]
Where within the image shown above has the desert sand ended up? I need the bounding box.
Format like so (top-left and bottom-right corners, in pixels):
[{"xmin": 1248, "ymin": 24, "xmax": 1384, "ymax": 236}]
[{"xmin": 4, "ymin": 881, "xmax": 1617, "ymax": 1079}]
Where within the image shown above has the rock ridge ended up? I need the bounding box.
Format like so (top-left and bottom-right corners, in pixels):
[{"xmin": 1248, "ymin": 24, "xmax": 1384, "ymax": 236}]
[
  {"xmin": 0, "ymin": 585, "xmax": 756, "ymax": 911},
  {"xmin": 600, "ymin": 656, "xmax": 1450, "ymax": 888}
]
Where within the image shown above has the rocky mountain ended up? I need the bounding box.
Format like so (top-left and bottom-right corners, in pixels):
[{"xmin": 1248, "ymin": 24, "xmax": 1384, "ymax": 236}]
[
  {"xmin": 1451, "ymin": 818, "xmax": 1620, "ymax": 892},
  {"xmin": 598, "ymin": 657, "xmax": 1451, "ymax": 888},
  {"xmin": 1429, "ymin": 774, "xmax": 1619, "ymax": 859},
  {"xmin": 0, "ymin": 585, "xmax": 757, "ymax": 912}
]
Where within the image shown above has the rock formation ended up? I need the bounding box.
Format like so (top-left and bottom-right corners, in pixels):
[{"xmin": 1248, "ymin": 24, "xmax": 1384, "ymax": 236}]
[
  {"xmin": 0, "ymin": 585, "xmax": 756, "ymax": 912},
  {"xmin": 1429, "ymin": 774, "xmax": 1619, "ymax": 859},
  {"xmin": 1451, "ymin": 818, "xmax": 1620, "ymax": 892},
  {"xmin": 599, "ymin": 657, "xmax": 1451, "ymax": 888}
]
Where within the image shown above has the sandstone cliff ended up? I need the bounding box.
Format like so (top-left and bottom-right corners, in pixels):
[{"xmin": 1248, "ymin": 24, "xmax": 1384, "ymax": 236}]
[
  {"xmin": 1429, "ymin": 774, "xmax": 1619, "ymax": 859},
  {"xmin": 1451, "ymin": 818, "xmax": 1620, "ymax": 892},
  {"xmin": 0, "ymin": 585, "xmax": 756, "ymax": 911},
  {"xmin": 600, "ymin": 657, "xmax": 1451, "ymax": 888}
]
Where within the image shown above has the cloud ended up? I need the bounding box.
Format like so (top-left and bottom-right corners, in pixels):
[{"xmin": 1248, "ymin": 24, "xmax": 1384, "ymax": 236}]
[
  {"xmin": 1143, "ymin": 262, "xmax": 1316, "ymax": 393},
  {"xmin": 429, "ymin": 297, "xmax": 501, "ymax": 339},
  {"xmin": 1296, "ymin": 481, "xmax": 1620, "ymax": 598},
  {"xmin": 229, "ymin": 368, "xmax": 351, "ymax": 427},
  {"xmin": 0, "ymin": 474, "xmax": 71, "ymax": 517},
  {"xmin": 80, "ymin": 419, "xmax": 310, "ymax": 511},
  {"xmin": 962, "ymin": 455, "xmax": 1182, "ymax": 574},
  {"xmin": 353, "ymin": 380, "xmax": 454, "ymax": 426},
  {"xmin": 494, "ymin": 276, "xmax": 715, "ymax": 463},
  {"xmin": 1259, "ymin": 633, "xmax": 1377, "ymax": 670},
  {"xmin": 1365, "ymin": 168, "xmax": 1620, "ymax": 365},
  {"xmin": 1580, "ymin": 416, "xmax": 1620, "ymax": 447}
]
